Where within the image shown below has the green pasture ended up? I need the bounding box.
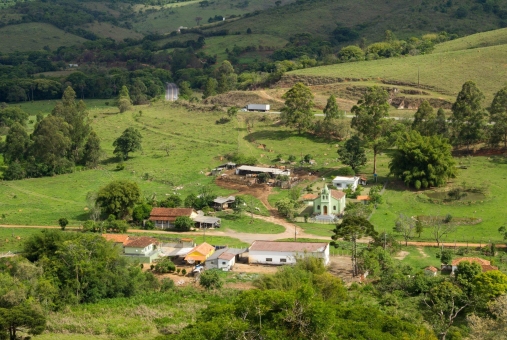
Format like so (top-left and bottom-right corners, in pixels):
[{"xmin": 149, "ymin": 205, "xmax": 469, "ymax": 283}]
[
  {"xmin": 0, "ymin": 23, "xmax": 88, "ymax": 53},
  {"xmin": 132, "ymin": 0, "xmax": 294, "ymax": 34},
  {"xmin": 0, "ymin": 227, "xmax": 45, "ymax": 252},
  {"xmin": 434, "ymin": 27, "xmax": 507, "ymax": 53},
  {"xmin": 201, "ymin": 34, "xmax": 288, "ymax": 63},
  {"xmin": 370, "ymin": 155, "xmax": 507, "ymax": 243},
  {"xmin": 296, "ymin": 222, "xmax": 334, "ymax": 237},
  {"xmin": 80, "ymin": 21, "xmax": 144, "ymax": 41},
  {"xmin": 216, "ymin": 212, "xmax": 284, "ymax": 234},
  {"xmin": 291, "ymin": 42, "xmax": 507, "ymax": 102}
]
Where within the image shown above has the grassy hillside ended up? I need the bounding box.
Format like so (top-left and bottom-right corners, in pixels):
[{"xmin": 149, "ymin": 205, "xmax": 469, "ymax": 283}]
[
  {"xmin": 290, "ymin": 43, "xmax": 507, "ymax": 102},
  {"xmin": 207, "ymin": 0, "xmax": 505, "ymax": 43},
  {"xmin": 0, "ymin": 23, "xmax": 88, "ymax": 53},
  {"xmin": 433, "ymin": 26, "xmax": 507, "ymax": 53},
  {"xmin": 80, "ymin": 21, "xmax": 144, "ymax": 41}
]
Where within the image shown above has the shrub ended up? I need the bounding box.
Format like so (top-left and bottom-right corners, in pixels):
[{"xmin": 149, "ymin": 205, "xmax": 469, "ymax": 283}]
[
  {"xmin": 175, "ymin": 216, "xmax": 194, "ymax": 231},
  {"xmin": 200, "ymin": 269, "xmax": 223, "ymax": 290},
  {"xmin": 116, "ymin": 163, "xmax": 125, "ymax": 171},
  {"xmin": 154, "ymin": 258, "xmax": 176, "ymax": 273},
  {"xmin": 182, "ymin": 268, "xmax": 187, "ymax": 276},
  {"xmin": 160, "ymin": 278, "xmax": 175, "ymax": 291},
  {"xmin": 58, "ymin": 218, "xmax": 69, "ymax": 230},
  {"xmin": 336, "ymin": 166, "xmax": 355, "ymax": 176},
  {"xmin": 176, "ymin": 268, "xmax": 181, "ymax": 275}
]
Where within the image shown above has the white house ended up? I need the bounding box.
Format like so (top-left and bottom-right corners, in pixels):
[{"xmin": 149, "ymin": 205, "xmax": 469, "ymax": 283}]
[
  {"xmin": 123, "ymin": 237, "xmax": 160, "ymax": 263},
  {"xmin": 205, "ymin": 247, "xmax": 247, "ymax": 271},
  {"xmin": 332, "ymin": 176, "xmax": 360, "ymax": 191},
  {"xmin": 248, "ymin": 241, "xmax": 330, "ymax": 265}
]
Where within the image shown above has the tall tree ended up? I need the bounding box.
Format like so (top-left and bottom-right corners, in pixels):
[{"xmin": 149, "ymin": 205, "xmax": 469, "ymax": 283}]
[
  {"xmin": 215, "ymin": 61, "xmax": 237, "ymax": 93},
  {"xmin": 450, "ymin": 81, "xmax": 487, "ymax": 151},
  {"xmin": 0, "ymin": 107, "xmax": 29, "ymax": 127},
  {"xmin": 82, "ymin": 130, "xmax": 101, "ymax": 168},
  {"xmin": 323, "ymin": 94, "xmax": 342, "ymax": 121},
  {"xmin": 435, "ymin": 108, "xmax": 448, "ymax": 138},
  {"xmin": 351, "ymin": 86, "xmax": 390, "ymax": 174},
  {"xmin": 393, "ymin": 213, "xmax": 415, "ymax": 246},
  {"xmin": 488, "ymin": 85, "xmax": 507, "ymax": 148},
  {"xmin": 280, "ymin": 82, "xmax": 314, "ymax": 134},
  {"xmin": 337, "ymin": 135, "xmax": 367, "ymax": 172},
  {"xmin": 389, "ymin": 130, "xmax": 456, "ymax": 189},
  {"xmin": 117, "ymin": 85, "xmax": 132, "ymax": 113},
  {"xmin": 95, "ymin": 180, "xmax": 141, "ymax": 218},
  {"xmin": 51, "ymin": 86, "xmax": 90, "ymax": 163},
  {"xmin": 331, "ymin": 216, "xmax": 378, "ymax": 276},
  {"xmin": 202, "ymin": 78, "xmax": 218, "ymax": 99},
  {"xmin": 113, "ymin": 127, "xmax": 142, "ymax": 160},
  {"xmin": 3, "ymin": 122, "xmax": 29, "ymax": 164},
  {"xmin": 412, "ymin": 100, "xmax": 435, "ymax": 136}
]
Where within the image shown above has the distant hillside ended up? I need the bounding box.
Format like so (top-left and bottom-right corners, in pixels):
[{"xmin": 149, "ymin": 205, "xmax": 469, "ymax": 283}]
[
  {"xmin": 206, "ymin": 0, "xmax": 507, "ymax": 44},
  {"xmin": 290, "ymin": 40, "xmax": 507, "ymax": 103},
  {"xmin": 0, "ymin": 23, "xmax": 88, "ymax": 53},
  {"xmin": 433, "ymin": 27, "xmax": 507, "ymax": 53}
]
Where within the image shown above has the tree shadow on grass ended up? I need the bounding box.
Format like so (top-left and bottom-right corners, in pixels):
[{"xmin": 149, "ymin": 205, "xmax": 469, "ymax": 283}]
[
  {"xmin": 74, "ymin": 212, "xmax": 90, "ymax": 222},
  {"xmin": 244, "ymin": 130, "xmax": 331, "ymax": 144},
  {"xmin": 490, "ymin": 155, "xmax": 507, "ymax": 164},
  {"xmin": 101, "ymin": 156, "xmax": 119, "ymax": 166}
]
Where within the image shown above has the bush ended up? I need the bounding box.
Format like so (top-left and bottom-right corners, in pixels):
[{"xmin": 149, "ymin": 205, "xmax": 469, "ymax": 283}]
[
  {"xmin": 58, "ymin": 217, "xmax": 69, "ymax": 230},
  {"xmin": 116, "ymin": 163, "xmax": 125, "ymax": 171},
  {"xmin": 175, "ymin": 216, "xmax": 194, "ymax": 231},
  {"xmin": 336, "ymin": 166, "xmax": 355, "ymax": 176},
  {"xmin": 182, "ymin": 268, "xmax": 187, "ymax": 276},
  {"xmin": 199, "ymin": 269, "xmax": 223, "ymax": 290},
  {"xmin": 160, "ymin": 278, "xmax": 175, "ymax": 291},
  {"xmin": 154, "ymin": 258, "xmax": 176, "ymax": 273}
]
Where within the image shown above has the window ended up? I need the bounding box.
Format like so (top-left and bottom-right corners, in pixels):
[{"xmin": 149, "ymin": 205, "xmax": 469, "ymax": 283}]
[
  {"xmin": 280, "ymin": 259, "xmax": 287, "ymax": 263},
  {"xmin": 266, "ymin": 258, "xmax": 272, "ymax": 262},
  {"xmin": 317, "ymin": 205, "xmax": 320, "ymax": 210},
  {"xmin": 222, "ymin": 261, "xmax": 226, "ymax": 265},
  {"xmin": 333, "ymin": 206, "xmax": 336, "ymax": 210}
]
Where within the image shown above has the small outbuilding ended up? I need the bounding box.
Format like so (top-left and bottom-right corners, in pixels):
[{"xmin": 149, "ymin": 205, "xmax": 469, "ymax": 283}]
[
  {"xmin": 102, "ymin": 234, "xmax": 130, "ymax": 245},
  {"xmin": 235, "ymin": 165, "xmax": 290, "ymax": 177},
  {"xmin": 193, "ymin": 215, "xmax": 221, "ymax": 228},
  {"xmin": 450, "ymin": 257, "xmax": 498, "ymax": 273},
  {"xmin": 248, "ymin": 240, "xmax": 330, "ymax": 265},
  {"xmin": 213, "ymin": 196, "xmax": 236, "ymax": 211},
  {"xmin": 205, "ymin": 247, "xmax": 247, "ymax": 271},
  {"xmin": 332, "ymin": 176, "xmax": 361, "ymax": 191},
  {"xmin": 424, "ymin": 266, "xmax": 438, "ymax": 276}
]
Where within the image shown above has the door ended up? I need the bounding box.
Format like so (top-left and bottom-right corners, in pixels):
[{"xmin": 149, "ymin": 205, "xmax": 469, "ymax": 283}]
[{"xmin": 323, "ymin": 206, "xmax": 328, "ymax": 215}]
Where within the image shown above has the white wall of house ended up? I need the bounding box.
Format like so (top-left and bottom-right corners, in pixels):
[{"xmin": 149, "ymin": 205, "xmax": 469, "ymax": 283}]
[
  {"xmin": 248, "ymin": 248, "xmax": 329, "ymax": 266},
  {"xmin": 332, "ymin": 177, "xmax": 359, "ymax": 191},
  {"xmin": 205, "ymin": 256, "xmax": 235, "ymax": 271},
  {"xmin": 124, "ymin": 244, "xmax": 154, "ymax": 255}
]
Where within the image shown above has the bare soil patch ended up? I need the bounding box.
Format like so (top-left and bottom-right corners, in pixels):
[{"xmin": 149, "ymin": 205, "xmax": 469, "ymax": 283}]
[
  {"xmin": 394, "ymin": 251, "xmax": 410, "ymax": 260},
  {"xmin": 327, "ymin": 255, "xmax": 359, "ymax": 284},
  {"xmin": 417, "ymin": 247, "xmax": 429, "ymax": 258}
]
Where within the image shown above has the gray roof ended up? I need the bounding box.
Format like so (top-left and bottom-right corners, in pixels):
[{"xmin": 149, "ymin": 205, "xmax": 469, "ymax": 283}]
[
  {"xmin": 249, "ymin": 241, "xmax": 328, "ymax": 253},
  {"xmin": 213, "ymin": 196, "xmax": 236, "ymax": 204},
  {"xmin": 193, "ymin": 216, "xmax": 221, "ymax": 224},
  {"xmin": 237, "ymin": 165, "xmax": 288, "ymax": 175},
  {"xmin": 206, "ymin": 247, "xmax": 247, "ymax": 261}
]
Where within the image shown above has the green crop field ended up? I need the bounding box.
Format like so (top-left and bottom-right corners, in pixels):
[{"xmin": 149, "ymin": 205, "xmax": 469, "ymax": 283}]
[
  {"xmin": 291, "ymin": 42, "xmax": 507, "ymax": 102},
  {"xmin": 433, "ymin": 27, "xmax": 507, "ymax": 53},
  {"xmin": 0, "ymin": 23, "xmax": 88, "ymax": 53}
]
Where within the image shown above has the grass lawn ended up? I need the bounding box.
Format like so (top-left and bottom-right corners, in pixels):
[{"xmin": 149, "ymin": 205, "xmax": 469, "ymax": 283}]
[
  {"xmin": 295, "ymin": 222, "xmax": 334, "ymax": 238},
  {"xmin": 0, "ymin": 227, "xmax": 45, "ymax": 252},
  {"xmin": 217, "ymin": 212, "xmax": 285, "ymax": 234},
  {"xmin": 0, "ymin": 23, "xmax": 88, "ymax": 53}
]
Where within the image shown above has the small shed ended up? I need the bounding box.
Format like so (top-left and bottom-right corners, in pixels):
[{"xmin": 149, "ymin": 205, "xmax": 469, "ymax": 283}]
[
  {"xmin": 193, "ymin": 215, "xmax": 221, "ymax": 228},
  {"xmin": 424, "ymin": 266, "xmax": 438, "ymax": 276},
  {"xmin": 205, "ymin": 247, "xmax": 246, "ymax": 271},
  {"xmin": 356, "ymin": 195, "xmax": 370, "ymax": 205},
  {"xmin": 450, "ymin": 257, "xmax": 498, "ymax": 273},
  {"xmin": 213, "ymin": 196, "xmax": 236, "ymax": 211}
]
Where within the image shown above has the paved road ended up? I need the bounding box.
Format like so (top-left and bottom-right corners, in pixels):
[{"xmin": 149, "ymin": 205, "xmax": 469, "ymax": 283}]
[{"xmin": 165, "ymin": 82, "xmax": 179, "ymax": 101}]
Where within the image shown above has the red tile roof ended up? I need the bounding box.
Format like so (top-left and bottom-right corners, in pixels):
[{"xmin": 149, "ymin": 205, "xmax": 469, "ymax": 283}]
[
  {"xmin": 356, "ymin": 195, "xmax": 370, "ymax": 201},
  {"xmin": 149, "ymin": 208, "xmax": 194, "ymax": 221},
  {"xmin": 218, "ymin": 252, "xmax": 236, "ymax": 261},
  {"xmin": 102, "ymin": 234, "xmax": 130, "ymax": 245},
  {"xmin": 451, "ymin": 257, "xmax": 490, "ymax": 266},
  {"xmin": 481, "ymin": 265, "xmax": 499, "ymax": 272},
  {"xmin": 331, "ymin": 190, "xmax": 345, "ymax": 200},
  {"xmin": 301, "ymin": 194, "xmax": 318, "ymax": 200},
  {"xmin": 125, "ymin": 237, "xmax": 158, "ymax": 248},
  {"xmin": 249, "ymin": 241, "xmax": 328, "ymax": 253},
  {"xmin": 425, "ymin": 266, "xmax": 438, "ymax": 272}
]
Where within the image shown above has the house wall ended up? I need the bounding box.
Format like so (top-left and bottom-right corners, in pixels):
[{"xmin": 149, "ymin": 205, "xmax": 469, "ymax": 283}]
[
  {"xmin": 124, "ymin": 244, "xmax": 153, "ymax": 255},
  {"xmin": 248, "ymin": 248, "xmax": 329, "ymax": 266},
  {"xmin": 205, "ymin": 257, "xmax": 235, "ymax": 271},
  {"xmin": 332, "ymin": 179, "xmax": 358, "ymax": 191},
  {"xmin": 155, "ymin": 220, "xmax": 173, "ymax": 229}
]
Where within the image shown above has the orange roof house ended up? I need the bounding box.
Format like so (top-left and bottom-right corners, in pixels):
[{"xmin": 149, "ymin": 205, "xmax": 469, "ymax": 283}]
[
  {"xmin": 451, "ymin": 257, "xmax": 498, "ymax": 273},
  {"xmin": 149, "ymin": 208, "xmax": 197, "ymax": 229},
  {"xmin": 184, "ymin": 242, "xmax": 215, "ymax": 264},
  {"xmin": 102, "ymin": 234, "xmax": 130, "ymax": 245}
]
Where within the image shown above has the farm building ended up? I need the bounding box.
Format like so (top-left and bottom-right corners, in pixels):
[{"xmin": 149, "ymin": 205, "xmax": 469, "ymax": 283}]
[
  {"xmin": 424, "ymin": 266, "xmax": 438, "ymax": 276},
  {"xmin": 160, "ymin": 238, "xmax": 196, "ymax": 258},
  {"xmin": 235, "ymin": 165, "xmax": 290, "ymax": 177},
  {"xmin": 356, "ymin": 195, "xmax": 370, "ymax": 204},
  {"xmin": 123, "ymin": 237, "xmax": 160, "ymax": 263},
  {"xmin": 102, "ymin": 234, "xmax": 130, "ymax": 245},
  {"xmin": 193, "ymin": 214, "xmax": 221, "ymax": 228},
  {"xmin": 313, "ymin": 186, "xmax": 346, "ymax": 221},
  {"xmin": 332, "ymin": 176, "xmax": 361, "ymax": 190},
  {"xmin": 205, "ymin": 247, "xmax": 247, "ymax": 271},
  {"xmin": 248, "ymin": 240, "xmax": 330, "ymax": 265},
  {"xmin": 301, "ymin": 193, "xmax": 318, "ymax": 206},
  {"xmin": 149, "ymin": 208, "xmax": 198, "ymax": 229},
  {"xmin": 213, "ymin": 196, "xmax": 236, "ymax": 210},
  {"xmin": 184, "ymin": 242, "xmax": 215, "ymax": 264},
  {"xmin": 450, "ymin": 257, "xmax": 498, "ymax": 273}
]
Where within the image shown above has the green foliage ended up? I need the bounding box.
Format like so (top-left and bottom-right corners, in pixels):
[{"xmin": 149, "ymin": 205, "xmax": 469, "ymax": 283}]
[
  {"xmin": 82, "ymin": 129, "xmax": 101, "ymax": 168},
  {"xmin": 0, "ymin": 106, "xmax": 29, "ymax": 128},
  {"xmin": 351, "ymin": 86, "xmax": 390, "ymax": 174},
  {"xmin": 202, "ymin": 77, "xmax": 218, "ymax": 99},
  {"xmin": 275, "ymin": 198, "xmax": 297, "ymax": 220},
  {"xmin": 95, "ymin": 180, "xmax": 141, "ymax": 219},
  {"xmin": 332, "ymin": 215, "xmax": 378, "ymax": 244},
  {"xmin": 488, "ymin": 85, "xmax": 507, "ymax": 148},
  {"xmin": 393, "ymin": 213, "xmax": 415, "ymax": 246},
  {"xmin": 2, "ymin": 122, "xmax": 29, "ymax": 164},
  {"xmin": 132, "ymin": 203, "xmax": 152, "ymax": 223},
  {"xmin": 412, "ymin": 100, "xmax": 436, "ymax": 136},
  {"xmin": 437, "ymin": 249, "xmax": 453, "ymax": 265},
  {"xmin": 473, "ymin": 270, "xmax": 507, "ymax": 301},
  {"xmin": 368, "ymin": 185, "xmax": 383, "ymax": 205},
  {"xmin": 389, "ymin": 130, "xmax": 456, "ymax": 188},
  {"xmin": 337, "ymin": 135, "xmax": 367, "ymax": 172},
  {"xmin": 160, "ymin": 194, "xmax": 182, "ymax": 208},
  {"xmin": 0, "ymin": 302, "xmax": 46, "ymax": 340},
  {"xmin": 117, "ymin": 86, "xmax": 132, "ymax": 113},
  {"xmin": 154, "ymin": 258, "xmax": 176, "ymax": 274},
  {"xmin": 280, "ymin": 82, "xmax": 314, "ymax": 134},
  {"xmin": 113, "ymin": 127, "xmax": 142, "ymax": 160},
  {"xmin": 323, "ymin": 94, "xmax": 342, "ymax": 120},
  {"xmin": 450, "ymin": 81, "xmax": 487, "ymax": 151},
  {"xmin": 199, "ymin": 269, "xmax": 223, "ymax": 290},
  {"xmin": 58, "ymin": 217, "xmax": 68, "ymax": 230},
  {"xmin": 338, "ymin": 45, "xmax": 365, "ymax": 61},
  {"xmin": 174, "ymin": 216, "xmax": 194, "ymax": 231}
]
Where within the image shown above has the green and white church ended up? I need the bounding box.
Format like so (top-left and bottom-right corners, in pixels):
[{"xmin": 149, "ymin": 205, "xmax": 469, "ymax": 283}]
[{"xmin": 313, "ymin": 185, "xmax": 346, "ymax": 222}]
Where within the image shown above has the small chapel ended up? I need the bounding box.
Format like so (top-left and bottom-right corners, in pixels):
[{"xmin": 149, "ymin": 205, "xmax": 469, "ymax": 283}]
[{"xmin": 313, "ymin": 185, "xmax": 346, "ymax": 222}]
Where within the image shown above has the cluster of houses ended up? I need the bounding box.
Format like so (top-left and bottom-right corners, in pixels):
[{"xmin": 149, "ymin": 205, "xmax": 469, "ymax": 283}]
[{"xmin": 101, "ymin": 233, "xmax": 330, "ymax": 268}]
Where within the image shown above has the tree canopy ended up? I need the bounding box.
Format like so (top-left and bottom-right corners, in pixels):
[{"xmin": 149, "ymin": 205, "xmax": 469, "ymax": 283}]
[
  {"xmin": 389, "ymin": 130, "xmax": 456, "ymax": 189},
  {"xmin": 95, "ymin": 180, "xmax": 141, "ymax": 219},
  {"xmin": 280, "ymin": 82, "xmax": 314, "ymax": 134},
  {"xmin": 113, "ymin": 127, "xmax": 142, "ymax": 160},
  {"xmin": 337, "ymin": 135, "xmax": 367, "ymax": 172}
]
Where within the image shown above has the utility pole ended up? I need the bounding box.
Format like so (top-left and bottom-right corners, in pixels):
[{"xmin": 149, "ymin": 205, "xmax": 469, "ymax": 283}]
[{"xmin": 294, "ymin": 225, "xmax": 297, "ymax": 241}]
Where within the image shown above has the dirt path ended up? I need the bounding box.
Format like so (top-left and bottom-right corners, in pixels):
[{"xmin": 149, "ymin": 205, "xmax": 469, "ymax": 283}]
[{"xmin": 417, "ymin": 247, "xmax": 429, "ymax": 258}]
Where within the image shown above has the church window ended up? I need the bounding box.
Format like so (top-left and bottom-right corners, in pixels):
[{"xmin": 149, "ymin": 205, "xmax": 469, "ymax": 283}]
[
  {"xmin": 317, "ymin": 205, "xmax": 320, "ymax": 210},
  {"xmin": 333, "ymin": 206, "xmax": 336, "ymax": 210}
]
